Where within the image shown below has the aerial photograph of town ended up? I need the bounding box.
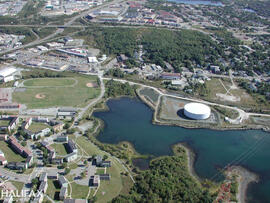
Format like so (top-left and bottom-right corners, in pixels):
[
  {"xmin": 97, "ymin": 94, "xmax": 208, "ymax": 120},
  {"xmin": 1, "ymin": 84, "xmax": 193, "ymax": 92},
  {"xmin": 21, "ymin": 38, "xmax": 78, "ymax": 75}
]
[{"xmin": 0, "ymin": 0, "xmax": 269, "ymax": 202}]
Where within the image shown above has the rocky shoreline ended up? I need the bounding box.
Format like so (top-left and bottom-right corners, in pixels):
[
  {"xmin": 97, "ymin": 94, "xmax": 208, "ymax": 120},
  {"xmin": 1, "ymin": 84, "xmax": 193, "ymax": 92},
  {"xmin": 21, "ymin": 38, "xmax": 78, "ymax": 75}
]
[{"xmin": 230, "ymin": 166, "xmax": 259, "ymax": 203}]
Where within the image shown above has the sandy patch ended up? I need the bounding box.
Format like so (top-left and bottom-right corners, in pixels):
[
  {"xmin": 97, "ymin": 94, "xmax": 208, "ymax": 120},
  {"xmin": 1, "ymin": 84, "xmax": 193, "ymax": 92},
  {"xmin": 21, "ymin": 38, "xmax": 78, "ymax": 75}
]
[
  {"xmin": 216, "ymin": 93, "xmax": 241, "ymax": 102},
  {"xmin": 86, "ymin": 82, "xmax": 97, "ymax": 88},
  {"xmin": 35, "ymin": 93, "xmax": 46, "ymax": 99}
]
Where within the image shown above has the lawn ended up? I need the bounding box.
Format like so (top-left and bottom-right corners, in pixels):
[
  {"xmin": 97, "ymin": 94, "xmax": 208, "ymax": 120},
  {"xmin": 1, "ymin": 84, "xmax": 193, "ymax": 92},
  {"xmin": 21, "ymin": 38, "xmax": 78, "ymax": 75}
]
[
  {"xmin": 76, "ymin": 136, "xmax": 106, "ymax": 156},
  {"xmin": 0, "ymin": 142, "xmax": 25, "ymax": 162},
  {"xmin": 28, "ymin": 122, "xmax": 50, "ymax": 133},
  {"xmin": 10, "ymin": 181, "xmax": 24, "ymax": 191},
  {"xmin": 51, "ymin": 143, "xmax": 68, "ymax": 156},
  {"xmin": 95, "ymin": 168, "xmax": 105, "ymax": 175},
  {"xmin": 95, "ymin": 164, "xmax": 123, "ymax": 203},
  {"xmin": 23, "ymin": 78, "xmax": 76, "ymax": 87},
  {"xmin": 70, "ymin": 183, "xmax": 90, "ymax": 199},
  {"xmin": 139, "ymin": 87, "xmax": 160, "ymax": 103},
  {"xmin": 76, "ymin": 136, "xmax": 130, "ymax": 202},
  {"xmin": 13, "ymin": 75, "xmax": 100, "ymax": 109},
  {"xmin": 0, "ymin": 119, "xmax": 10, "ymax": 126},
  {"xmin": 204, "ymin": 78, "xmax": 259, "ymax": 108},
  {"xmin": 46, "ymin": 179, "xmax": 61, "ymax": 200}
]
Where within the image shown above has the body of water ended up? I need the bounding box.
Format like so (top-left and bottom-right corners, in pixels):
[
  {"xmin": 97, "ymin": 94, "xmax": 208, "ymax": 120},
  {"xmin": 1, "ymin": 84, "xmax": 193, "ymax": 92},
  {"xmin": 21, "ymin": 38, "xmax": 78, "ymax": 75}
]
[
  {"xmin": 167, "ymin": 0, "xmax": 223, "ymax": 6},
  {"xmin": 94, "ymin": 97, "xmax": 270, "ymax": 203}
]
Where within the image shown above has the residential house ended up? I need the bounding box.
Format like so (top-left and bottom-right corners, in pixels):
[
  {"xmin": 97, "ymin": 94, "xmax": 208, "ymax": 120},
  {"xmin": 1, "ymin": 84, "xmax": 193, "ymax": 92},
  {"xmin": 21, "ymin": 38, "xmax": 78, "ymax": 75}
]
[{"xmin": 160, "ymin": 72, "xmax": 181, "ymax": 80}]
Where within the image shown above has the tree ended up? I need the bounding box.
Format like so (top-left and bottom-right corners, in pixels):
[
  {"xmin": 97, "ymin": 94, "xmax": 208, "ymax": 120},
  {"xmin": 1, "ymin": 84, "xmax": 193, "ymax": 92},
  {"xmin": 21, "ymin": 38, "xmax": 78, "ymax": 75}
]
[
  {"xmin": 64, "ymin": 123, "xmax": 70, "ymax": 129},
  {"xmin": 103, "ymin": 155, "xmax": 108, "ymax": 161},
  {"xmin": 65, "ymin": 167, "xmax": 71, "ymax": 175}
]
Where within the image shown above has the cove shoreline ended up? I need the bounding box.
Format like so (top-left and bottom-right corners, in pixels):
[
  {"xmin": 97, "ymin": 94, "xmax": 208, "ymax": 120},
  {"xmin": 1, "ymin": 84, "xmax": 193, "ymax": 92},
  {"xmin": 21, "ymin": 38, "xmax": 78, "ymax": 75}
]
[
  {"xmin": 136, "ymin": 88, "xmax": 270, "ymax": 133},
  {"xmin": 91, "ymin": 95, "xmax": 263, "ymax": 202}
]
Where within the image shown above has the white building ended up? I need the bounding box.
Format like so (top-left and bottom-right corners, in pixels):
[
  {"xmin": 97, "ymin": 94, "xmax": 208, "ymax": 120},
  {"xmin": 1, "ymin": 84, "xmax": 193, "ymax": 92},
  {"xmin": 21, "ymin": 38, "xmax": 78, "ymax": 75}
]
[
  {"xmin": 0, "ymin": 67, "xmax": 17, "ymax": 82},
  {"xmin": 184, "ymin": 102, "xmax": 211, "ymax": 120},
  {"xmin": 88, "ymin": 56, "xmax": 98, "ymax": 63}
]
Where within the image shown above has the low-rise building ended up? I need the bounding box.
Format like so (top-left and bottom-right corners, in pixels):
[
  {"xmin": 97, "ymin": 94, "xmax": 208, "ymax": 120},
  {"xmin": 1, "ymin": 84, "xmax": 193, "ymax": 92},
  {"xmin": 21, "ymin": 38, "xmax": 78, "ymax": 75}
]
[
  {"xmin": 161, "ymin": 72, "xmax": 181, "ymax": 80},
  {"xmin": 57, "ymin": 136, "xmax": 69, "ymax": 142},
  {"xmin": 31, "ymin": 193, "xmax": 43, "ymax": 203},
  {"xmin": 0, "ymin": 134, "xmax": 8, "ymax": 141},
  {"xmin": 0, "ymin": 156, "xmax": 7, "ymax": 165},
  {"xmin": 3, "ymin": 196, "xmax": 13, "ymax": 203},
  {"xmin": 99, "ymin": 174, "xmax": 111, "ymax": 181},
  {"xmin": 64, "ymin": 199, "xmax": 87, "ymax": 203},
  {"xmin": 47, "ymin": 171, "xmax": 58, "ymax": 179},
  {"xmin": 22, "ymin": 118, "xmax": 32, "ymax": 130},
  {"xmin": 38, "ymin": 181, "xmax": 48, "ymax": 193},
  {"xmin": 51, "ymin": 158, "xmax": 63, "ymax": 165},
  {"xmin": 7, "ymin": 162, "xmax": 27, "ymax": 170},
  {"xmin": 65, "ymin": 152, "xmax": 78, "ymax": 162},
  {"xmin": 90, "ymin": 175, "xmax": 100, "ymax": 187},
  {"xmin": 66, "ymin": 140, "xmax": 77, "ymax": 153},
  {"xmin": 59, "ymin": 187, "xmax": 68, "ymax": 200},
  {"xmin": 94, "ymin": 155, "xmax": 111, "ymax": 167},
  {"xmin": 58, "ymin": 175, "xmax": 68, "ymax": 188},
  {"xmin": 39, "ymin": 172, "xmax": 48, "ymax": 182},
  {"xmin": 26, "ymin": 156, "xmax": 33, "ymax": 167}
]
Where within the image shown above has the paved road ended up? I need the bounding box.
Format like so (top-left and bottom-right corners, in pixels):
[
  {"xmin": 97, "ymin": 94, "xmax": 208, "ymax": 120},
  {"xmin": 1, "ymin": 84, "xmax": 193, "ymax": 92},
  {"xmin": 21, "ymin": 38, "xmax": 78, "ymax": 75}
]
[
  {"xmin": 0, "ymin": 166, "xmax": 29, "ymax": 183},
  {"xmin": 101, "ymin": 77, "xmax": 270, "ymax": 124},
  {"xmin": 0, "ymin": 0, "xmax": 125, "ymax": 55},
  {"xmin": 75, "ymin": 71, "xmax": 105, "ymax": 123}
]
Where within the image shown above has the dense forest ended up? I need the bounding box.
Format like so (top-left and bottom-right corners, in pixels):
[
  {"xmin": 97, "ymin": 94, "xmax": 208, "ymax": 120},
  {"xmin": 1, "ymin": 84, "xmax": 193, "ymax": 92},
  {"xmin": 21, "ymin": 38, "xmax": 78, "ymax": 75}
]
[
  {"xmin": 78, "ymin": 26, "xmax": 269, "ymax": 75},
  {"xmin": 81, "ymin": 27, "xmax": 223, "ymax": 72},
  {"xmin": 112, "ymin": 149, "xmax": 214, "ymax": 202},
  {"xmin": 141, "ymin": 29, "xmax": 222, "ymax": 72},
  {"xmin": 105, "ymin": 79, "xmax": 137, "ymax": 98}
]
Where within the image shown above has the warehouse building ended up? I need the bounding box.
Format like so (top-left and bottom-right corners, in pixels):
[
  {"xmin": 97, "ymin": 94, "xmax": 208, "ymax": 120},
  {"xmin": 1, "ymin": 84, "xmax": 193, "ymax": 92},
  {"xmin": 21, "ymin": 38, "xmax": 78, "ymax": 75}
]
[{"xmin": 0, "ymin": 67, "xmax": 18, "ymax": 83}]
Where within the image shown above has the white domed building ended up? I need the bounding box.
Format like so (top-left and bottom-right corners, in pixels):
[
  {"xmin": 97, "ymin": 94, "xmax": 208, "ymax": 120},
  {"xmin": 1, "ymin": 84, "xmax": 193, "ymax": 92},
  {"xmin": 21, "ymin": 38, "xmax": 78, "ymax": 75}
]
[{"xmin": 184, "ymin": 102, "xmax": 211, "ymax": 120}]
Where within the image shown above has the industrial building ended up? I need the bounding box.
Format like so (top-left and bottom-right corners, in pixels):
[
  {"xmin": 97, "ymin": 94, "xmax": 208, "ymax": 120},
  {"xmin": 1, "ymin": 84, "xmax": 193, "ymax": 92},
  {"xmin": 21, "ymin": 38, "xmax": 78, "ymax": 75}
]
[
  {"xmin": 0, "ymin": 67, "xmax": 18, "ymax": 83},
  {"xmin": 184, "ymin": 102, "xmax": 211, "ymax": 120}
]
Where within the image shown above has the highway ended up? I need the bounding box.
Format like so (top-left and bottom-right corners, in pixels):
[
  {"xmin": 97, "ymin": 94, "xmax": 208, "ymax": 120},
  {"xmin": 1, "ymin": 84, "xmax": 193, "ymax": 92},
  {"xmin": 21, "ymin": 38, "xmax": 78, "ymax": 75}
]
[{"xmin": 0, "ymin": 0, "xmax": 125, "ymax": 55}]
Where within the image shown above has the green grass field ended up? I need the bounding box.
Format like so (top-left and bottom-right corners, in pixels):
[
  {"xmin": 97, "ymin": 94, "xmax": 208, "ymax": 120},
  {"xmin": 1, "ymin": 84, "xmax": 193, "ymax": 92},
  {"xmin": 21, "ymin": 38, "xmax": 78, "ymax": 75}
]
[
  {"xmin": 95, "ymin": 164, "xmax": 123, "ymax": 203},
  {"xmin": 96, "ymin": 168, "xmax": 105, "ymax": 175},
  {"xmin": 13, "ymin": 75, "xmax": 100, "ymax": 108},
  {"xmin": 23, "ymin": 78, "xmax": 76, "ymax": 87},
  {"xmin": 0, "ymin": 120, "xmax": 10, "ymax": 126},
  {"xmin": 28, "ymin": 122, "xmax": 50, "ymax": 133},
  {"xmin": 51, "ymin": 143, "xmax": 68, "ymax": 156},
  {"xmin": 46, "ymin": 180, "xmax": 60, "ymax": 200},
  {"xmin": 0, "ymin": 142, "xmax": 25, "ymax": 162},
  {"xmin": 70, "ymin": 183, "xmax": 90, "ymax": 199},
  {"xmin": 75, "ymin": 136, "xmax": 130, "ymax": 202}
]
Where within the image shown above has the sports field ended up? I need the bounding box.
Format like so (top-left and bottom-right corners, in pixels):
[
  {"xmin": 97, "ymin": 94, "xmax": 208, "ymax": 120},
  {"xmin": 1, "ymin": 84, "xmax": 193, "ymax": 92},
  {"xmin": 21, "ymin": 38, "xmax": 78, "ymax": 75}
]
[
  {"xmin": 23, "ymin": 78, "xmax": 76, "ymax": 87},
  {"xmin": 13, "ymin": 76, "xmax": 100, "ymax": 109}
]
